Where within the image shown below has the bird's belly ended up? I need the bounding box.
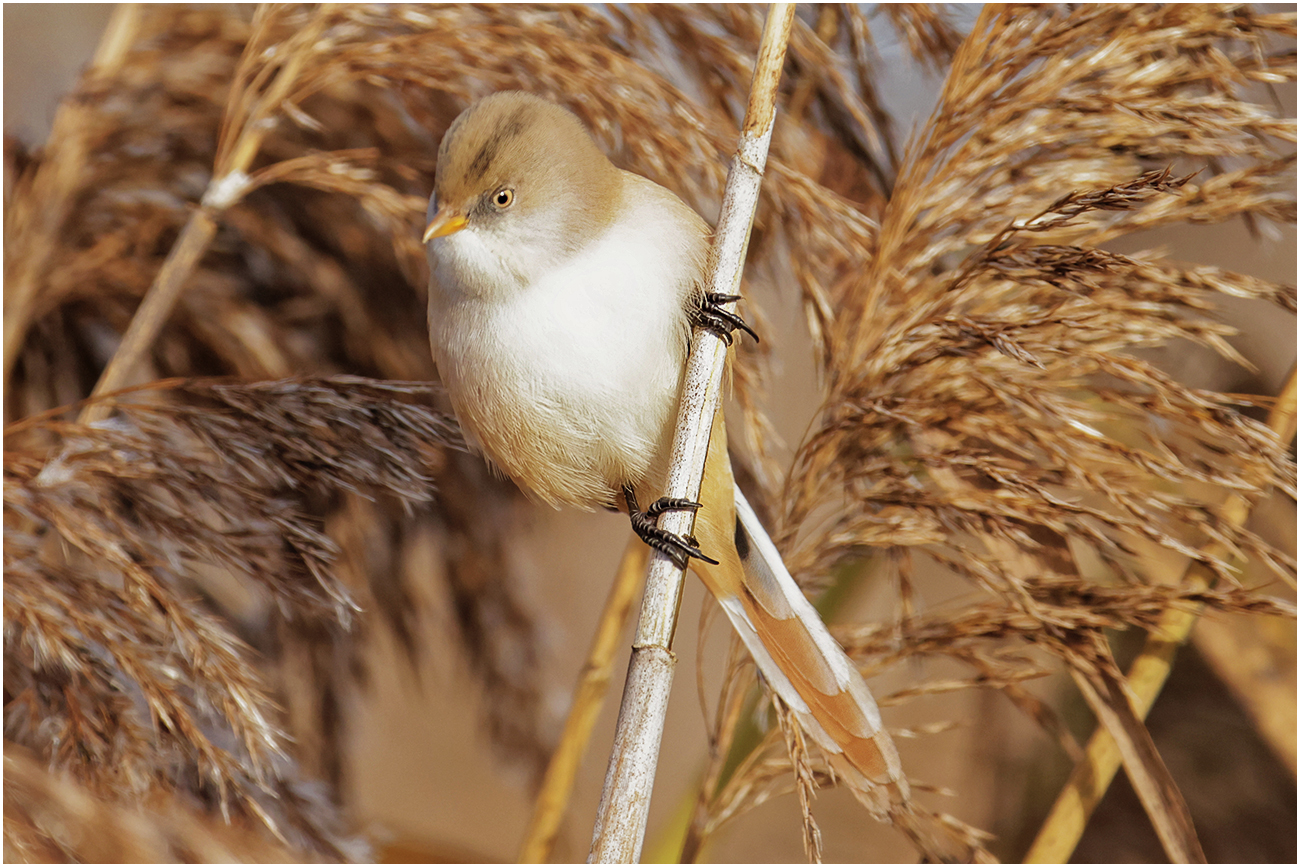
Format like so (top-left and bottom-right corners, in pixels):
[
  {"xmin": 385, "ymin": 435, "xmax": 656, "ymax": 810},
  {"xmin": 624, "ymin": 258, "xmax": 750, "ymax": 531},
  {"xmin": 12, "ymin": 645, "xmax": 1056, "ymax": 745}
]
[{"xmin": 434, "ymin": 276, "xmax": 688, "ymax": 508}]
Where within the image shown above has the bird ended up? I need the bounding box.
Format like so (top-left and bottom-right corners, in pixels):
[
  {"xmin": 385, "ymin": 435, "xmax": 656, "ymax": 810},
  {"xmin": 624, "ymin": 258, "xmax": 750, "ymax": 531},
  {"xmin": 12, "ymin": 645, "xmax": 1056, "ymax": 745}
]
[{"xmin": 422, "ymin": 91, "xmax": 910, "ymax": 827}]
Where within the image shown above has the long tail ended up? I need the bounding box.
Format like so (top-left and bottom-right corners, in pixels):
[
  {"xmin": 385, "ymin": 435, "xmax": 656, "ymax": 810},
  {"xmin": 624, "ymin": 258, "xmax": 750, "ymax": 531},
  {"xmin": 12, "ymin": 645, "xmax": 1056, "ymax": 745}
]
[
  {"xmin": 732, "ymin": 487, "xmax": 908, "ymax": 810},
  {"xmin": 680, "ymin": 413, "xmax": 991, "ymax": 859},
  {"xmin": 686, "ymin": 414, "xmax": 906, "ymax": 821}
]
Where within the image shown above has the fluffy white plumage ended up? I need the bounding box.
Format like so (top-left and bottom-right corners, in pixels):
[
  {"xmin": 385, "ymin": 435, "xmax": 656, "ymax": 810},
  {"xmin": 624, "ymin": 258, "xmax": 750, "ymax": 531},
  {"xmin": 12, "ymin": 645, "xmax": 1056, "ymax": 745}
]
[{"xmin": 428, "ymin": 172, "xmax": 706, "ymax": 506}]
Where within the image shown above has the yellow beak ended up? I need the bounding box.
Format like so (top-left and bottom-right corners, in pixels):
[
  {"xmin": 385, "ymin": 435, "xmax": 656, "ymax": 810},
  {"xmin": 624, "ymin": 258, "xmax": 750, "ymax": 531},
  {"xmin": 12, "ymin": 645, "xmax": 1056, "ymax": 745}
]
[{"xmin": 423, "ymin": 208, "xmax": 469, "ymax": 242}]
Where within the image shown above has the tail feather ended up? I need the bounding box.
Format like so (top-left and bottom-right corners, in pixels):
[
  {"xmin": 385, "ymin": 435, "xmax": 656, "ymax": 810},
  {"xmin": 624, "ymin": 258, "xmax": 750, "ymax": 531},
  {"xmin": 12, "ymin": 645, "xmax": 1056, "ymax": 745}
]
[
  {"xmin": 730, "ymin": 487, "xmax": 906, "ymax": 811},
  {"xmin": 686, "ymin": 421, "xmax": 908, "ymax": 817},
  {"xmin": 677, "ymin": 411, "xmax": 989, "ymax": 858}
]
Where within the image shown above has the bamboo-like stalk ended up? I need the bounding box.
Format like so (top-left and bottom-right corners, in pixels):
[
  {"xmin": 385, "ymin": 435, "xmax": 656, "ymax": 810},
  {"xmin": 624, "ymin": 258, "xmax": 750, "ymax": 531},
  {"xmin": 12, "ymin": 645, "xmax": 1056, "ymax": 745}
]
[
  {"xmin": 77, "ymin": 213, "xmax": 221, "ymax": 425},
  {"xmin": 1025, "ymin": 366, "xmax": 1299, "ymax": 864},
  {"xmin": 587, "ymin": 4, "xmax": 796, "ymax": 862},
  {"xmin": 79, "ymin": 5, "xmax": 331, "ymax": 425},
  {"xmin": 518, "ymin": 538, "xmax": 647, "ymax": 863}
]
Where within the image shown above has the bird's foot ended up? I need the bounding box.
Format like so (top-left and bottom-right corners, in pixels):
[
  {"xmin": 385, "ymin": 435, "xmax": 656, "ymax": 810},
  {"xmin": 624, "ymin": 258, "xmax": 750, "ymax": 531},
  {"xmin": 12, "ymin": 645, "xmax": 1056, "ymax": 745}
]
[
  {"xmin": 624, "ymin": 487, "xmax": 719, "ymax": 568},
  {"xmin": 695, "ymin": 292, "xmax": 759, "ymax": 345}
]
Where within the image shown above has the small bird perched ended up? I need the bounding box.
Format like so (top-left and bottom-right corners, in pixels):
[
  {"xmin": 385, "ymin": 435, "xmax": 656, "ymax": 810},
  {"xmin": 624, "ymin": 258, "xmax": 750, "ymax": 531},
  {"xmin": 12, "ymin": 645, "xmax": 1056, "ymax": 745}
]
[{"xmin": 423, "ymin": 91, "xmax": 908, "ymax": 824}]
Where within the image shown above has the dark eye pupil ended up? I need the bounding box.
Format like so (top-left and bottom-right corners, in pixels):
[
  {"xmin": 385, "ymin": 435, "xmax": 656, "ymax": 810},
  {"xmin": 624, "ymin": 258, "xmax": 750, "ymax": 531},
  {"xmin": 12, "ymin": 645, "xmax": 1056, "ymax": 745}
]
[{"xmin": 496, "ymin": 189, "xmax": 511, "ymax": 206}]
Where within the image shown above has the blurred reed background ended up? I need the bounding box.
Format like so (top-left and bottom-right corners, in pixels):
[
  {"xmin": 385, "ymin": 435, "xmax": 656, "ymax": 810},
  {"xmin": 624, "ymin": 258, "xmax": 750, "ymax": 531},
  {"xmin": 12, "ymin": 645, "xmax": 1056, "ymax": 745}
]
[{"xmin": 4, "ymin": 4, "xmax": 1295, "ymax": 863}]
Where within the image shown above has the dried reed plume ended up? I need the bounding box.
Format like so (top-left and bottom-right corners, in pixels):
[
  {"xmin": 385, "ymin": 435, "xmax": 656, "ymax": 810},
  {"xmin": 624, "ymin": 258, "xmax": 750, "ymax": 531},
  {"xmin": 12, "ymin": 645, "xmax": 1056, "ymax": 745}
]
[{"xmin": 4, "ymin": 4, "xmax": 1295, "ymax": 863}]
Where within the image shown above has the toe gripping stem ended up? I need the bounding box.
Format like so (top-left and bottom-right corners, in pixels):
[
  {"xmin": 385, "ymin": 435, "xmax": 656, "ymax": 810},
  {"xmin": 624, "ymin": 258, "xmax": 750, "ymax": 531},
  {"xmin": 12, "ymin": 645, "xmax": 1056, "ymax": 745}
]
[
  {"xmin": 695, "ymin": 292, "xmax": 759, "ymax": 345},
  {"xmin": 624, "ymin": 486, "xmax": 719, "ymax": 569}
]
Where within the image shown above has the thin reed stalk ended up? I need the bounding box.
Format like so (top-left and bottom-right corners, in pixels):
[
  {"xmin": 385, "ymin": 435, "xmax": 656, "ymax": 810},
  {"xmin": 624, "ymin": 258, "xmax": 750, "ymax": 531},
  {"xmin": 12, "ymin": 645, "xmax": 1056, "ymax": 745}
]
[{"xmin": 588, "ymin": 6, "xmax": 796, "ymax": 862}]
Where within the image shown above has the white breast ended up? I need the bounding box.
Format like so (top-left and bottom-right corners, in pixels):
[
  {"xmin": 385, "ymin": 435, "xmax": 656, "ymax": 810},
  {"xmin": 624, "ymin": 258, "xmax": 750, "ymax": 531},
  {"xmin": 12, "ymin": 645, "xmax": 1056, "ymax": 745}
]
[{"xmin": 429, "ymin": 175, "xmax": 708, "ymax": 508}]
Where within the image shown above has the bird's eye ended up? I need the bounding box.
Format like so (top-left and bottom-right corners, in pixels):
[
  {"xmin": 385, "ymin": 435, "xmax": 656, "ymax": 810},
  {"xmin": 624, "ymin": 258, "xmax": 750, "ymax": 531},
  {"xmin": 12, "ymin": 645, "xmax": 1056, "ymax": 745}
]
[{"xmin": 492, "ymin": 187, "xmax": 515, "ymax": 209}]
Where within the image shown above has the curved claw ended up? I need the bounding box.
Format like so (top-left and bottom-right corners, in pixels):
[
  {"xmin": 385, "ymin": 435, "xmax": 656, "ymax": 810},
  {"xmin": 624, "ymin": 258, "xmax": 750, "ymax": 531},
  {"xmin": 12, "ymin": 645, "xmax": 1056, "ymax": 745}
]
[
  {"xmin": 696, "ymin": 292, "xmax": 760, "ymax": 344},
  {"xmin": 646, "ymin": 496, "xmax": 702, "ymax": 519},
  {"xmin": 642, "ymin": 526, "xmax": 719, "ymax": 569}
]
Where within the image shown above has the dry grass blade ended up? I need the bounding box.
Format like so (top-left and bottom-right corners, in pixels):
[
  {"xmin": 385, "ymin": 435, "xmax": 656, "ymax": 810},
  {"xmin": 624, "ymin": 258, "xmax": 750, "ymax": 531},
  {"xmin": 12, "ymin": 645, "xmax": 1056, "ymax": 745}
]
[{"xmin": 1068, "ymin": 635, "xmax": 1206, "ymax": 863}]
